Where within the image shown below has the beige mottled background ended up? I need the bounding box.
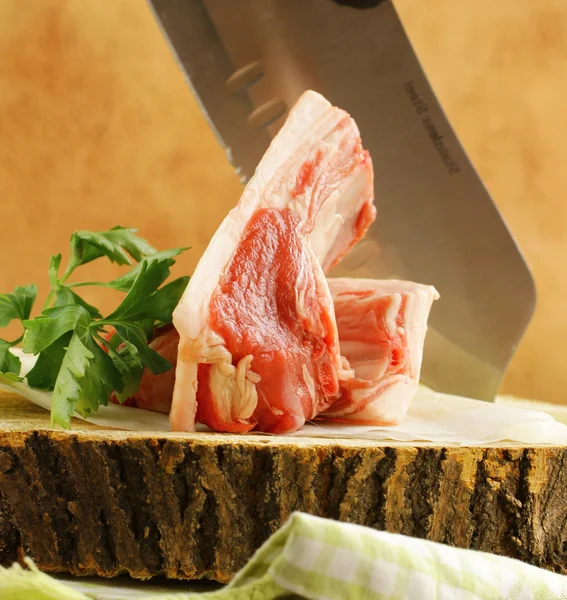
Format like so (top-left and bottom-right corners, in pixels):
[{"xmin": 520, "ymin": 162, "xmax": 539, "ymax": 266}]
[{"xmin": 0, "ymin": 1, "xmax": 565, "ymax": 403}]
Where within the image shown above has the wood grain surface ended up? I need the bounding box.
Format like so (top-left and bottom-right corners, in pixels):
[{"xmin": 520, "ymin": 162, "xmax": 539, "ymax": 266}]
[
  {"xmin": 0, "ymin": 390, "xmax": 566, "ymax": 582},
  {"xmin": 0, "ymin": 1, "xmax": 566, "ymax": 403}
]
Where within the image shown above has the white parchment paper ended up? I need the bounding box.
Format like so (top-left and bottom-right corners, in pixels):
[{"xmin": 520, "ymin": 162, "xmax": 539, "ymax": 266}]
[{"xmin": 2, "ymin": 349, "xmax": 567, "ymax": 446}]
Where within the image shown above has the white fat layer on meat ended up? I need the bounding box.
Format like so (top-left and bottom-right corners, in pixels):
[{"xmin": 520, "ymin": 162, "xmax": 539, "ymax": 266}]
[
  {"xmin": 337, "ymin": 341, "xmax": 389, "ymax": 382},
  {"xmin": 336, "ymin": 355, "xmax": 356, "ymax": 383},
  {"xmin": 310, "ymin": 161, "xmax": 373, "ymax": 272},
  {"xmin": 294, "ymin": 259, "xmax": 308, "ymax": 320},
  {"xmin": 349, "ymin": 359, "xmax": 389, "ymax": 382},
  {"xmin": 349, "ymin": 375, "xmax": 414, "ymax": 424},
  {"xmin": 308, "ymin": 243, "xmax": 341, "ymax": 366},
  {"xmin": 302, "ymin": 364, "xmax": 316, "ymax": 402},
  {"xmin": 170, "ymin": 360, "xmax": 198, "ymax": 432},
  {"xmin": 384, "ymin": 293, "xmax": 402, "ymax": 339},
  {"xmin": 324, "ymin": 278, "xmax": 439, "ymax": 424},
  {"xmin": 209, "ymin": 356, "xmax": 259, "ymax": 423}
]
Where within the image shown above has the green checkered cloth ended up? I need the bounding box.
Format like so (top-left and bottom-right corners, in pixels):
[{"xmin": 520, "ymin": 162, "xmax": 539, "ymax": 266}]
[{"xmin": 2, "ymin": 512, "xmax": 567, "ymax": 599}]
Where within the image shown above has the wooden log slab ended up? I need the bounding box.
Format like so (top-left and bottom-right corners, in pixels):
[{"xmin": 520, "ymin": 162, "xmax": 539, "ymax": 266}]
[{"xmin": 0, "ymin": 390, "xmax": 566, "ymax": 583}]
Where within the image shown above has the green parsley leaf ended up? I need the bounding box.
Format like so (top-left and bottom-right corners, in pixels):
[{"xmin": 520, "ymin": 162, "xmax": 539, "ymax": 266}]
[
  {"xmin": 0, "ymin": 371, "xmax": 23, "ymax": 383},
  {"xmin": 140, "ymin": 318, "xmax": 156, "ymax": 339},
  {"xmin": 108, "ymin": 247, "xmax": 188, "ymax": 292},
  {"xmin": 0, "ymin": 340, "xmax": 21, "ymax": 376},
  {"xmin": 22, "ymin": 305, "xmax": 91, "ymax": 355},
  {"xmin": 48, "ymin": 254, "xmax": 62, "ymax": 288},
  {"xmin": 54, "ymin": 286, "xmax": 102, "ymax": 319},
  {"xmin": 113, "ymin": 323, "xmax": 172, "ymax": 375},
  {"xmin": 104, "ymin": 333, "xmax": 143, "ymax": 401},
  {"xmin": 68, "ymin": 226, "xmax": 157, "ymax": 270},
  {"xmin": 76, "ymin": 336, "xmax": 123, "ymax": 416},
  {"xmin": 105, "ymin": 257, "xmax": 171, "ymax": 322},
  {"xmin": 25, "ymin": 333, "xmax": 72, "ymax": 390},
  {"xmin": 50, "ymin": 332, "xmax": 93, "ymax": 428},
  {"xmin": 0, "ymin": 284, "xmax": 37, "ymax": 327},
  {"xmin": 131, "ymin": 276, "xmax": 189, "ymax": 324}
]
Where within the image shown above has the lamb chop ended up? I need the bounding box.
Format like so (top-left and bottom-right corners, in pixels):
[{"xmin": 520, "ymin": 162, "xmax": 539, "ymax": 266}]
[
  {"xmin": 322, "ymin": 278, "xmax": 439, "ymax": 425},
  {"xmin": 113, "ymin": 277, "xmax": 438, "ymax": 428},
  {"xmin": 171, "ymin": 91, "xmax": 375, "ymax": 433}
]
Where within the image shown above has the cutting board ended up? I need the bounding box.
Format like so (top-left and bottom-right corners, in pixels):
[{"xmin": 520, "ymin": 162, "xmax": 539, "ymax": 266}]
[{"xmin": 0, "ymin": 390, "xmax": 566, "ymax": 583}]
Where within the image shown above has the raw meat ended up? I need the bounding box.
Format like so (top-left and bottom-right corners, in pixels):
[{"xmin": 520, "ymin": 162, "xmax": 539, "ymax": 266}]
[
  {"xmin": 322, "ymin": 278, "xmax": 439, "ymax": 425},
  {"xmin": 171, "ymin": 91, "xmax": 375, "ymax": 433}
]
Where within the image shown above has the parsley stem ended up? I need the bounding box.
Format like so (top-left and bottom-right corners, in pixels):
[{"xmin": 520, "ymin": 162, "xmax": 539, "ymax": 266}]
[
  {"xmin": 93, "ymin": 332, "xmax": 114, "ymax": 352},
  {"xmin": 9, "ymin": 335, "xmax": 23, "ymax": 347},
  {"xmin": 93, "ymin": 332, "xmax": 128, "ymax": 367},
  {"xmin": 44, "ymin": 257, "xmax": 75, "ymax": 310},
  {"xmin": 67, "ymin": 281, "xmax": 109, "ymax": 288},
  {"xmin": 59, "ymin": 263, "xmax": 77, "ymax": 285}
]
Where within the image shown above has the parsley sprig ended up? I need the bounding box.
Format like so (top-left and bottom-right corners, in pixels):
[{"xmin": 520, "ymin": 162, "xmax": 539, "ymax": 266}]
[{"xmin": 0, "ymin": 227, "xmax": 189, "ymax": 428}]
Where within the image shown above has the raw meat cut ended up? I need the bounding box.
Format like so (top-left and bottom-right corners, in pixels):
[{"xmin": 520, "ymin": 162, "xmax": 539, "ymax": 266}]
[
  {"xmin": 171, "ymin": 91, "xmax": 375, "ymax": 433},
  {"xmin": 322, "ymin": 278, "xmax": 439, "ymax": 425}
]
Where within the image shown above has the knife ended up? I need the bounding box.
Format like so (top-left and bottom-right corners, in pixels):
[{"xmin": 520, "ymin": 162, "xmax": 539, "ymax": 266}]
[{"xmin": 146, "ymin": 0, "xmax": 536, "ymax": 401}]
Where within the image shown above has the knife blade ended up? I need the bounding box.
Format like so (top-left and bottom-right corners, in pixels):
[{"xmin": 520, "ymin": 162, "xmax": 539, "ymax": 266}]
[{"xmin": 147, "ymin": 0, "xmax": 536, "ymax": 400}]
